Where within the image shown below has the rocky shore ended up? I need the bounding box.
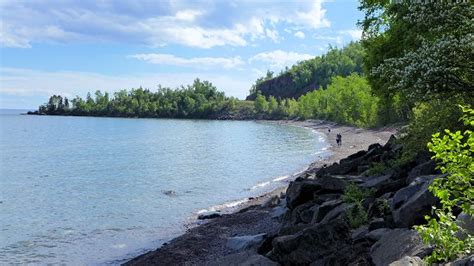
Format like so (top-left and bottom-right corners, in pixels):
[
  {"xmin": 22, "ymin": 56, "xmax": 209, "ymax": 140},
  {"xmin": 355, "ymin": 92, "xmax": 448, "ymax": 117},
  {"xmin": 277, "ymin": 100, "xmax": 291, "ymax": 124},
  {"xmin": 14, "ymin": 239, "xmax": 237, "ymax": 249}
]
[{"xmin": 124, "ymin": 121, "xmax": 472, "ymax": 265}]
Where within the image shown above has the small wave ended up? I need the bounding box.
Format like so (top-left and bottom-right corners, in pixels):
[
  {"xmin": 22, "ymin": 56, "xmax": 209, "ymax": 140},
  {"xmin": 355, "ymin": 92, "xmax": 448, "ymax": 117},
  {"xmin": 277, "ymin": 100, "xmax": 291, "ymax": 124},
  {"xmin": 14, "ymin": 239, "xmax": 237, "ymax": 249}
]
[
  {"xmin": 196, "ymin": 198, "xmax": 249, "ymax": 214},
  {"xmin": 250, "ymin": 181, "xmax": 271, "ymax": 190},
  {"xmin": 272, "ymin": 175, "xmax": 290, "ymax": 182}
]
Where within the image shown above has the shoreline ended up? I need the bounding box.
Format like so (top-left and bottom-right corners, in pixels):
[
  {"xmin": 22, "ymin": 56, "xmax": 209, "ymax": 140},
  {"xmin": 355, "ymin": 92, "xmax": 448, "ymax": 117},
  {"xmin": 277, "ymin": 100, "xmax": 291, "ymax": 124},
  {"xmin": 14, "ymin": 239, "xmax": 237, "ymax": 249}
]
[{"xmin": 123, "ymin": 120, "xmax": 396, "ymax": 265}]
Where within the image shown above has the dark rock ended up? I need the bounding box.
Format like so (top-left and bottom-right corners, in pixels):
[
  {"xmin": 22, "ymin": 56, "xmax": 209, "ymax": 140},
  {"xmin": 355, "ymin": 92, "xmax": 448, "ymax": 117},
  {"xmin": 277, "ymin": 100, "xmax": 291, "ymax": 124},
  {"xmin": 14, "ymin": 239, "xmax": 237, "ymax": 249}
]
[
  {"xmin": 406, "ymin": 160, "xmax": 438, "ymax": 184},
  {"xmin": 368, "ymin": 218, "xmax": 387, "ymax": 231},
  {"xmin": 311, "ymin": 199, "xmax": 343, "ymax": 224},
  {"xmin": 317, "ymin": 203, "xmax": 352, "ymax": 225},
  {"xmin": 366, "ymin": 228, "xmax": 392, "ymax": 242},
  {"xmin": 456, "ymin": 213, "xmax": 474, "ymax": 240},
  {"xmin": 351, "ymin": 225, "xmax": 369, "ymax": 241},
  {"xmin": 313, "ymin": 193, "xmax": 340, "ymax": 205},
  {"xmin": 271, "ymin": 219, "xmax": 352, "ymax": 265},
  {"xmin": 319, "ymin": 175, "xmax": 362, "ymax": 192},
  {"xmin": 451, "ymin": 254, "xmax": 474, "ymax": 266},
  {"xmin": 162, "ymin": 190, "xmax": 176, "ymax": 196},
  {"xmin": 198, "ymin": 212, "xmax": 222, "ymax": 220},
  {"xmin": 388, "ymin": 256, "xmax": 424, "ymax": 266},
  {"xmin": 286, "ymin": 179, "xmax": 321, "ymax": 209},
  {"xmin": 392, "ymin": 175, "xmax": 440, "ymax": 228},
  {"xmin": 226, "ymin": 233, "xmax": 267, "ymax": 251},
  {"xmin": 278, "ymin": 223, "xmax": 311, "ymax": 236},
  {"xmin": 290, "ymin": 201, "xmax": 319, "ymax": 224},
  {"xmin": 361, "ymin": 173, "xmax": 406, "ymax": 196},
  {"xmin": 370, "ymin": 229, "xmax": 428, "ymax": 266},
  {"xmin": 207, "ymin": 251, "xmax": 278, "ymax": 266}
]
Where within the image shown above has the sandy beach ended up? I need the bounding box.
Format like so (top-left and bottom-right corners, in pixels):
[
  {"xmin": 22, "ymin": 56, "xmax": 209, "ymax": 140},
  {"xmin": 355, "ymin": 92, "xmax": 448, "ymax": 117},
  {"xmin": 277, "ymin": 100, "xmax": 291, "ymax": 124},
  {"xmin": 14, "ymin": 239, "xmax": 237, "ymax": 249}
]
[{"xmin": 125, "ymin": 120, "xmax": 397, "ymax": 265}]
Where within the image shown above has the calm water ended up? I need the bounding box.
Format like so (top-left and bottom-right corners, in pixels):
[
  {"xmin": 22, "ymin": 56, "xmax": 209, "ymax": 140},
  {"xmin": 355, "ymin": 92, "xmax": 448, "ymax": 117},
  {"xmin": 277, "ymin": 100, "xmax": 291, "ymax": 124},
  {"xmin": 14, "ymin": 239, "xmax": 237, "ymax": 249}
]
[{"xmin": 0, "ymin": 110, "xmax": 330, "ymax": 264}]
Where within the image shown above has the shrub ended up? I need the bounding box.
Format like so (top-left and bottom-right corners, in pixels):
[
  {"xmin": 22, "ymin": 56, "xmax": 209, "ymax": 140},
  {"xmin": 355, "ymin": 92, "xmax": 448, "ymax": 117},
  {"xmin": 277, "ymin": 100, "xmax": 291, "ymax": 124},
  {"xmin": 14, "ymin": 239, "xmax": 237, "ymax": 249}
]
[
  {"xmin": 343, "ymin": 183, "xmax": 375, "ymax": 228},
  {"xmin": 415, "ymin": 105, "xmax": 474, "ymax": 263}
]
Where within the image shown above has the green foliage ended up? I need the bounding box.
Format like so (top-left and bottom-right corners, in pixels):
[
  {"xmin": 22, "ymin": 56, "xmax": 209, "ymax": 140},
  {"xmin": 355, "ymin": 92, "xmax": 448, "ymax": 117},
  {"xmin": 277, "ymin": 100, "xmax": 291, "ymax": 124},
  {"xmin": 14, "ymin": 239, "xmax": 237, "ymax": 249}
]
[
  {"xmin": 39, "ymin": 79, "xmax": 233, "ymax": 119},
  {"xmin": 343, "ymin": 182, "xmax": 375, "ymax": 204},
  {"xmin": 364, "ymin": 162, "xmax": 387, "ymax": 177},
  {"xmin": 249, "ymin": 42, "xmax": 365, "ymax": 100},
  {"xmin": 347, "ymin": 203, "xmax": 369, "ymax": 229},
  {"xmin": 297, "ymin": 74, "xmax": 379, "ymax": 127},
  {"xmin": 360, "ymin": 1, "xmax": 473, "ymax": 121},
  {"xmin": 343, "ymin": 182, "xmax": 375, "ymax": 228},
  {"xmin": 254, "ymin": 92, "xmax": 269, "ymax": 114},
  {"xmin": 401, "ymin": 99, "xmax": 470, "ymax": 159},
  {"xmin": 415, "ymin": 105, "xmax": 474, "ymax": 263}
]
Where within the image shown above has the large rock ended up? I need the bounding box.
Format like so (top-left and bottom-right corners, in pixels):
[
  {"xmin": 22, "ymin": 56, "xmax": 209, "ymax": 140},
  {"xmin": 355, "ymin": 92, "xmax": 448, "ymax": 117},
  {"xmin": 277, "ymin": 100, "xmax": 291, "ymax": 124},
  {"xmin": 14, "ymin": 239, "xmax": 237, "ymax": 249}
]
[
  {"xmin": 286, "ymin": 179, "xmax": 321, "ymax": 209},
  {"xmin": 370, "ymin": 229, "xmax": 428, "ymax": 266},
  {"xmin": 290, "ymin": 201, "xmax": 319, "ymax": 224},
  {"xmin": 388, "ymin": 256, "xmax": 424, "ymax": 266},
  {"xmin": 198, "ymin": 211, "xmax": 222, "ymax": 220},
  {"xmin": 456, "ymin": 213, "xmax": 474, "ymax": 240},
  {"xmin": 271, "ymin": 219, "xmax": 352, "ymax": 265},
  {"xmin": 391, "ymin": 175, "xmax": 440, "ymax": 228},
  {"xmin": 318, "ymin": 175, "xmax": 362, "ymax": 192},
  {"xmin": 226, "ymin": 233, "xmax": 267, "ymax": 251},
  {"xmin": 406, "ymin": 160, "xmax": 438, "ymax": 184},
  {"xmin": 207, "ymin": 251, "xmax": 278, "ymax": 266},
  {"xmin": 311, "ymin": 199, "xmax": 343, "ymax": 224},
  {"xmin": 449, "ymin": 254, "xmax": 474, "ymax": 266}
]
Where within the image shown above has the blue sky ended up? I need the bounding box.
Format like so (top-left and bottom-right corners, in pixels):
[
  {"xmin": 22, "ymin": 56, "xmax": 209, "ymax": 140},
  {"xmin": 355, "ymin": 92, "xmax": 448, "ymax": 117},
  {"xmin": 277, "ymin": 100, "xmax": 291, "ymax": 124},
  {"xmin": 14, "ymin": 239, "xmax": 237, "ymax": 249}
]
[{"xmin": 0, "ymin": 0, "xmax": 363, "ymax": 109}]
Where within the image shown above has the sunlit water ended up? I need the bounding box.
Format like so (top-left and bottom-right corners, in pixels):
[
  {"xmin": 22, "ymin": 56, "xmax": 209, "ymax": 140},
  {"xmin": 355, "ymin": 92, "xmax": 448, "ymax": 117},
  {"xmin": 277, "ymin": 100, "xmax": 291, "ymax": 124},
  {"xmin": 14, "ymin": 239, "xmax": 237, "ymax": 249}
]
[{"xmin": 0, "ymin": 110, "xmax": 330, "ymax": 264}]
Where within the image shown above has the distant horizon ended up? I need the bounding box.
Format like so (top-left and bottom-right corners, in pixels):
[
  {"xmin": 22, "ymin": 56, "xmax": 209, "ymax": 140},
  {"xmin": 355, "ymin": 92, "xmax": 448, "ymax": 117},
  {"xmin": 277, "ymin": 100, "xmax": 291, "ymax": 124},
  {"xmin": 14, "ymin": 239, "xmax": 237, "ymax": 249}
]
[{"xmin": 0, "ymin": 0, "xmax": 363, "ymax": 109}]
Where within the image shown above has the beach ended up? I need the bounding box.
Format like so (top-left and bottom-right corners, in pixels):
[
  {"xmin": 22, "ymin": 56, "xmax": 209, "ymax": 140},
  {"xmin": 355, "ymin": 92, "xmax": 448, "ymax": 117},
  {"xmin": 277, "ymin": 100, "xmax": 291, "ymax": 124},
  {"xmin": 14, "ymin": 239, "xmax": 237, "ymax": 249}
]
[{"xmin": 125, "ymin": 120, "xmax": 397, "ymax": 265}]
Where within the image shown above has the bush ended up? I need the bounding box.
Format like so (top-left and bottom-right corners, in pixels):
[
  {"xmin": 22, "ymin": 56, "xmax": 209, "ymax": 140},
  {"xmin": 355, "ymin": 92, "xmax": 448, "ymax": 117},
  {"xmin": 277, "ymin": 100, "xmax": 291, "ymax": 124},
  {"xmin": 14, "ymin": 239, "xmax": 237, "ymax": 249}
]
[
  {"xmin": 415, "ymin": 105, "xmax": 474, "ymax": 263},
  {"xmin": 343, "ymin": 183, "xmax": 375, "ymax": 228}
]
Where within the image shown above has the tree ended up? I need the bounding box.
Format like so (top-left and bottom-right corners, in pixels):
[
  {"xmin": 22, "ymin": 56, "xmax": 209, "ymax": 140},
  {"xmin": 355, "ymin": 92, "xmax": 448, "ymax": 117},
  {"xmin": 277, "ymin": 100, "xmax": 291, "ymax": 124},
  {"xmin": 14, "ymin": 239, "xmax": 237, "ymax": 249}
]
[{"xmin": 254, "ymin": 92, "xmax": 269, "ymax": 114}]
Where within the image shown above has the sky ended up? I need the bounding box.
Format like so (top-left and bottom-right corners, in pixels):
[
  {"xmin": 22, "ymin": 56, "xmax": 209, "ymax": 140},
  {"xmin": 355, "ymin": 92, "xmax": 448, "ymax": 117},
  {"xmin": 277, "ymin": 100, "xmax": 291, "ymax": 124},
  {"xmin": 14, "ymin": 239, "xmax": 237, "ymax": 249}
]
[{"xmin": 0, "ymin": 0, "xmax": 364, "ymax": 109}]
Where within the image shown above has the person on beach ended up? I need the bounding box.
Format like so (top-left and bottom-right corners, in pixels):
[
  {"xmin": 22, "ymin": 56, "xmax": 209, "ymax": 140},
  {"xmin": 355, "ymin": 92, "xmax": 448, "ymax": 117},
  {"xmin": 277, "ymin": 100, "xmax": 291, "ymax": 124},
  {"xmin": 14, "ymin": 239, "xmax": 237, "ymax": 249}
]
[{"xmin": 336, "ymin": 133, "xmax": 342, "ymax": 147}]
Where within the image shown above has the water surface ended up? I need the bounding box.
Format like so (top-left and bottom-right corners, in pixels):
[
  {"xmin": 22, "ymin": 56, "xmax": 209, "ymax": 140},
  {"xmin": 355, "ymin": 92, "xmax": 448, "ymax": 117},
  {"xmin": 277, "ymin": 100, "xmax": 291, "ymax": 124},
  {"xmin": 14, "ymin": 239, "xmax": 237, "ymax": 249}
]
[{"xmin": 0, "ymin": 111, "xmax": 329, "ymax": 264}]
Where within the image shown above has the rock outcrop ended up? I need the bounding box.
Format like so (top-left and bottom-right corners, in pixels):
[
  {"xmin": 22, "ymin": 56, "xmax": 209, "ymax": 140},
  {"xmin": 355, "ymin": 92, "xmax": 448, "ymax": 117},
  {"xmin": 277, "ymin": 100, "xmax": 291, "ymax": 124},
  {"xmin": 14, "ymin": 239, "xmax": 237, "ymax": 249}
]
[{"xmin": 254, "ymin": 135, "xmax": 458, "ymax": 265}]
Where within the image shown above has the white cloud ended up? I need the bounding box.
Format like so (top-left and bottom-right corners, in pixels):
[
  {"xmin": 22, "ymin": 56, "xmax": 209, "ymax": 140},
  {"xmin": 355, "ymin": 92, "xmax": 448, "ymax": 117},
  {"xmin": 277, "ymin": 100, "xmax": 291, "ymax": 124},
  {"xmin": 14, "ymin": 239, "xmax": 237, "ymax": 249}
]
[
  {"xmin": 130, "ymin": 54, "xmax": 244, "ymax": 69},
  {"xmin": 293, "ymin": 0, "xmax": 330, "ymax": 29},
  {"xmin": 340, "ymin": 30, "xmax": 362, "ymax": 41},
  {"xmin": 0, "ymin": 0, "xmax": 331, "ymax": 49},
  {"xmin": 249, "ymin": 50, "xmax": 314, "ymax": 69},
  {"xmin": 294, "ymin": 31, "xmax": 305, "ymax": 39}
]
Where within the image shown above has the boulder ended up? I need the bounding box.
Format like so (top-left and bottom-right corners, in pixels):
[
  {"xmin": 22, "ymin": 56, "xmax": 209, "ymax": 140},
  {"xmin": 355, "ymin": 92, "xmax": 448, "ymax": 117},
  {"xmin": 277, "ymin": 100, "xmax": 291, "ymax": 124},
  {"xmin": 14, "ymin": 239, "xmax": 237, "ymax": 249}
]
[
  {"xmin": 198, "ymin": 211, "xmax": 222, "ymax": 220},
  {"xmin": 313, "ymin": 193, "xmax": 340, "ymax": 204},
  {"xmin": 391, "ymin": 175, "xmax": 440, "ymax": 228},
  {"xmin": 207, "ymin": 251, "xmax": 278, "ymax": 266},
  {"xmin": 369, "ymin": 218, "xmax": 388, "ymax": 231},
  {"xmin": 370, "ymin": 229, "xmax": 428, "ymax": 266},
  {"xmin": 366, "ymin": 228, "xmax": 392, "ymax": 242},
  {"xmin": 388, "ymin": 256, "xmax": 424, "ymax": 266},
  {"xmin": 286, "ymin": 179, "xmax": 321, "ymax": 209},
  {"xmin": 449, "ymin": 254, "xmax": 474, "ymax": 266},
  {"xmin": 271, "ymin": 219, "xmax": 352, "ymax": 265},
  {"xmin": 406, "ymin": 160, "xmax": 438, "ymax": 184},
  {"xmin": 316, "ymin": 203, "xmax": 352, "ymax": 225},
  {"xmin": 226, "ymin": 233, "xmax": 267, "ymax": 251},
  {"xmin": 351, "ymin": 225, "xmax": 369, "ymax": 241},
  {"xmin": 290, "ymin": 201, "xmax": 319, "ymax": 224},
  {"xmin": 456, "ymin": 213, "xmax": 474, "ymax": 240},
  {"xmin": 318, "ymin": 175, "xmax": 362, "ymax": 192},
  {"xmin": 311, "ymin": 199, "xmax": 343, "ymax": 224}
]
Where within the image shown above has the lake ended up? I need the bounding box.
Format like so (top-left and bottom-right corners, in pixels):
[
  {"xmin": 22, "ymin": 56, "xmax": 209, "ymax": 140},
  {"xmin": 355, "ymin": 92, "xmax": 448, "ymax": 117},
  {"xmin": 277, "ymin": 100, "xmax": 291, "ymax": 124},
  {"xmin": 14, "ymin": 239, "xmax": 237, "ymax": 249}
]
[{"xmin": 0, "ymin": 110, "xmax": 330, "ymax": 264}]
